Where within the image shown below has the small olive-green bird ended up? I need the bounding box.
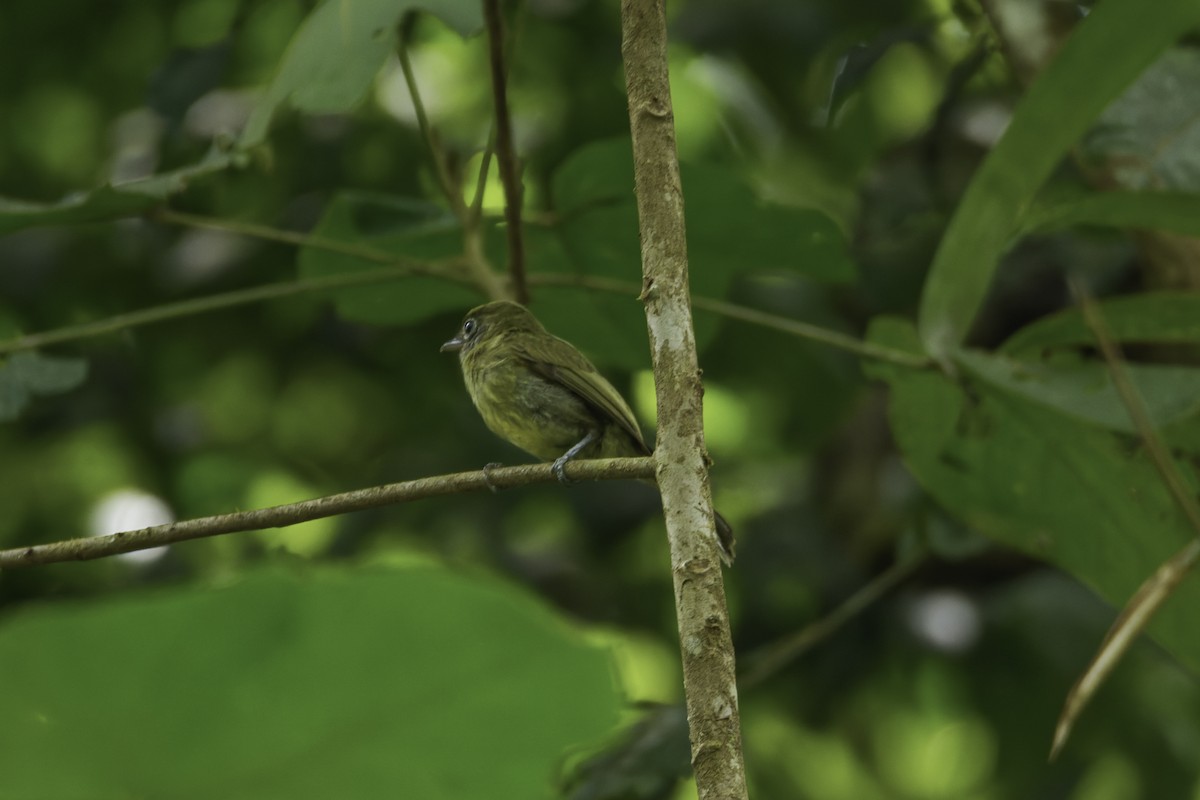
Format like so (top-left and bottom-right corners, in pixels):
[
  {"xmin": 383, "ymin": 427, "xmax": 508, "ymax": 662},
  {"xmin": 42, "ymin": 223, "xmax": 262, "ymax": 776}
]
[{"xmin": 442, "ymin": 299, "xmax": 735, "ymax": 564}]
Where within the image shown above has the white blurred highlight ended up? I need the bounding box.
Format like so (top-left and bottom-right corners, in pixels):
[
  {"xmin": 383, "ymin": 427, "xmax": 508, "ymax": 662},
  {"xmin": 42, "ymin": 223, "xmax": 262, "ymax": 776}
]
[
  {"xmin": 88, "ymin": 489, "xmax": 175, "ymax": 565},
  {"xmin": 906, "ymin": 590, "xmax": 982, "ymax": 653}
]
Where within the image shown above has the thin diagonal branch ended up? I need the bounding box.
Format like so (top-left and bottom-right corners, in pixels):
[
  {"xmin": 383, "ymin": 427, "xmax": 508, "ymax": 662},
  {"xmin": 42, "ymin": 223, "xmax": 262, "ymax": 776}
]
[
  {"xmin": 483, "ymin": 0, "xmax": 528, "ymax": 304},
  {"xmin": 739, "ymin": 555, "xmax": 924, "ymax": 688},
  {"xmin": 0, "ymin": 458, "xmax": 655, "ymax": 569}
]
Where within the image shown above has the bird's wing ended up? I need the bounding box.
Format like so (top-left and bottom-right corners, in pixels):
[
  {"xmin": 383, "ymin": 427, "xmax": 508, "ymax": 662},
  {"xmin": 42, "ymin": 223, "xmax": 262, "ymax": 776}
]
[{"xmin": 515, "ymin": 333, "xmax": 650, "ymax": 454}]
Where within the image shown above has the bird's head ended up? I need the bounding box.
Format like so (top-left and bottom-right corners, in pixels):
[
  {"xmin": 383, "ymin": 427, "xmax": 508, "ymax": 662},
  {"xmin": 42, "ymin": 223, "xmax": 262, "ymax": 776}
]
[{"xmin": 440, "ymin": 300, "xmax": 544, "ymax": 355}]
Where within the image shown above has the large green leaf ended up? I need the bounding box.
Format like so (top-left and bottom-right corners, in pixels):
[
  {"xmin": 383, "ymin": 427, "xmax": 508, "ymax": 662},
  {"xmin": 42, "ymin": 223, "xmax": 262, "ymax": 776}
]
[
  {"xmin": 954, "ymin": 348, "xmax": 1200, "ymax": 435},
  {"xmin": 297, "ymin": 191, "xmax": 481, "ymax": 325},
  {"xmin": 241, "ymin": 0, "xmax": 482, "ymax": 147},
  {"xmin": 0, "ymin": 566, "xmax": 620, "ymax": 799},
  {"xmin": 1001, "ymin": 292, "xmax": 1200, "ymax": 355},
  {"xmin": 917, "ymin": 0, "xmax": 1200, "ymax": 359},
  {"xmin": 867, "ymin": 318, "xmax": 1200, "ymax": 673},
  {"xmin": 1022, "ymin": 191, "xmax": 1200, "ymax": 239}
]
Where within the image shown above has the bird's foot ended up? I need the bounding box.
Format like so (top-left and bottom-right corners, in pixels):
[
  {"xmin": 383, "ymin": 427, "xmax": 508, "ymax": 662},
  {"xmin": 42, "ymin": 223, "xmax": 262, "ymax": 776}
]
[
  {"xmin": 551, "ymin": 455, "xmax": 574, "ymax": 485},
  {"xmin": 482, "ymin": 462, "xmax": 503, "ymax": 493},
  {"xmin": 552, "ymin": 430, "xmax": 598, "ymax": 485}
]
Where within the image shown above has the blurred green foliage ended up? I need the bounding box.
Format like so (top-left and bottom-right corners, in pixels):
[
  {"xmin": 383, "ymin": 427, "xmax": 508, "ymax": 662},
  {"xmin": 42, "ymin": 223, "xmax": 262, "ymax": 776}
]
[{"xmin": 2, "ymin": 0, "xmax": 1200, "ymax": 798}]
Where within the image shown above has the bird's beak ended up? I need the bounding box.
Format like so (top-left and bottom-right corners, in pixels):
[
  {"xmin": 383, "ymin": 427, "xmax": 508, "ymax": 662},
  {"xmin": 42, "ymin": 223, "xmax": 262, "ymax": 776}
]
[{"xmin": 440, "ymin": 336, "xmax": 464, "ymax": 353}]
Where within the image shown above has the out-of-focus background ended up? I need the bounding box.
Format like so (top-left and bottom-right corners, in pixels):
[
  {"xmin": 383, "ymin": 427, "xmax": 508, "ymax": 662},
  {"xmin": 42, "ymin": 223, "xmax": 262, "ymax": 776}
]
[{"xmin": 2, "ymin": 0, "xmax": 1200, "ymax": 797}]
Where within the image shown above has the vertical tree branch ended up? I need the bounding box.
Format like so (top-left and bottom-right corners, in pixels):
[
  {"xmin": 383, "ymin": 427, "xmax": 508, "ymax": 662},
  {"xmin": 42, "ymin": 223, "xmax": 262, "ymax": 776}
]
[
  {"xmin": 483, "ymin": 0, "xmax": 528, "ymax": 304},
  {"xmin": 620, "ymin": 1, "xmax": 748, "ymax": 798}
]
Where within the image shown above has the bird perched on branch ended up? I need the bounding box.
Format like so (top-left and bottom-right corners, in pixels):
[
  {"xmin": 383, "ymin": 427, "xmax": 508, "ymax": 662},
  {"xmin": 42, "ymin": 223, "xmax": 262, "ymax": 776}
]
[{"xmin": 442, "ymin": 300, "xmax": 735, "ymax": 564}]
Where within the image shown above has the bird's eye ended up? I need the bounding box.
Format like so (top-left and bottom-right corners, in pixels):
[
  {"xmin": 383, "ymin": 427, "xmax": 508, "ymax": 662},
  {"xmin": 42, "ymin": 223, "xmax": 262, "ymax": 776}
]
[{"xmin": 463, "ymin": 318, "xmax": 477, "ymax": 337}]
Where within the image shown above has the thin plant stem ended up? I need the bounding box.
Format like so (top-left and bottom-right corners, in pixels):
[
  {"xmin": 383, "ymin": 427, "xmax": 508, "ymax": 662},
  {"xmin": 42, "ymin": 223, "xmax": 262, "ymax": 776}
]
[
  {"xmin": 397, "ymin": 14, "xmax": 465, "ymax": 217},
  {"xmin": 0, "ymin": 458, "xmax": 656, "ymax": 568},
  {"xmin": 0, "ymin": 263, "xmax": 468, "ymax": 355},
  {"xmin": 739, "ymin": 556, "xmax": 924, "ymax": 688},
  {"xmin": 483, "ymin": 0, "xmax": 528, "ymax": 303},
  {"xmin": 397, "ymin": 13, "xmax": 506, "ymax": 300},
  {"xmin": 528, "ymin": 273, "xmax": 935, "ymax": 369}
]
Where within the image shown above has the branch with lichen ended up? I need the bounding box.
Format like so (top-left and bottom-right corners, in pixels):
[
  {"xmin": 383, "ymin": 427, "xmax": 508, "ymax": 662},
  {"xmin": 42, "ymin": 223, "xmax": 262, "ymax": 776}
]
[{"xmin": 620, "ymin": 0, "xmax": 749, "ymax": 797}]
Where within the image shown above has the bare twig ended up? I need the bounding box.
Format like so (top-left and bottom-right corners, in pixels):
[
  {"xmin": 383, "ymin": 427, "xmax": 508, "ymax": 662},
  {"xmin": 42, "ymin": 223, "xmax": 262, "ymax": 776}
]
[
  {"xmin": 0, "ymin": 458, "xmax": 655, "ymax": 569},
  {"xmin": 397, "ymin": 14, "xmax": 506, "ymax": 301},
  {"xmin": 621, "ymin": 1, "xmax": 747, "ymax": 797},
  {"xmin": 1051, "ymin": 538, "xmax": 1200, "ymax": 761},
  {"xmin": 483, "ymin": 0, "xmax": 528, "ymax": 304},
  {"xmin": 397, "ymin": 13, "xmax": 465, "ymax": 217},
  {"xmin": 467, "ymin": 127, "xmax": 497, "ymax": 226},
  {"xmin": 1049, "ymin": 280, "xmax": 1200, "ymax": 760}
]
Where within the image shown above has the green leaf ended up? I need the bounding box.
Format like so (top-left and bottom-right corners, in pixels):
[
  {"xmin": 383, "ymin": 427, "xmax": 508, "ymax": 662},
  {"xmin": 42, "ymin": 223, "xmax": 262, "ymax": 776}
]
[
  {"xmin": 1022, "ymin": 191, "xmax": 1200, "ymax": 239},
  {"xmin": 1001, "ymin": 292, "xmax": 1200, "ymax": 355},
  {"xmin": 954, "ymin": 348, "xmax": 1200, "ymax": 435},
  {"xmin": 0, "ymin": 566, "xmax": 621, "ymax": 799},
  {"xmin": 241, "ymin": 0, "xmax": 483, "ymax": 147},
  {"xmin": 916, "ymin": 0, "xmax": 1200, "ymax": 359},
  {"xmin": 550, "ymin": 139, "xmax": 855, "ymax": 363},
  {"xmin": 551, "ymin": 137, "xmax": 636, "ymax": 213},
  {"xmin": 525, "ymin": 225, "xmax": 650, "ymax": 371},
  {"xmin": 554, "ymin": 139, "xmax": 854, "ymax": 283},
  {"xmin": 869, "ymin": 318, "xmax": 1200, "ymax": 674},
  {"xmin": 297, "ymin": 192, "xmax": 481, "ymax": 325},
  {"xmin": 0, "ymin": 150, "xmax": 236, "ymax": 234},
  {"xmin": 684, "ymin": 165, "xmax": 855, "ymax": 285},
  {"xmin": 0, "ymin": 352, "xmax": 88, "ymax": 421}
]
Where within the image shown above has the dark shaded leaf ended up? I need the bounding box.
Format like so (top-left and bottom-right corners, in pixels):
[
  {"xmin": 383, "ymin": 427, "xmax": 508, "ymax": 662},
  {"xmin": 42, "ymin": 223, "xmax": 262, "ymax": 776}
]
[
  {"xmin": 0, "ymin": 150, "xmax": 236, "ymax": 234},
  {"xmin": 0, "ymin": 352, "xmax": 88, "ymax": 421},
  {"xmin": 297, "ymin": 191, "xmax": 481, "ymax": 325}
]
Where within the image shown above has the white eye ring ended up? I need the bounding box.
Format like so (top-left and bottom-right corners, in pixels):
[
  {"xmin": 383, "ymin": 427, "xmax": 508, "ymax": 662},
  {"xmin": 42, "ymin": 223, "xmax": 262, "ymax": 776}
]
[{"xmin": 463, "ymin": 318, "xmax": 477, "ymax": 337}]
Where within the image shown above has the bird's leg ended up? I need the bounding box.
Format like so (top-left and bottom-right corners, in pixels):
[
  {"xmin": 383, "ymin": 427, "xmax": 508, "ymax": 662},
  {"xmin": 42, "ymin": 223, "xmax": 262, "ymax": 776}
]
[{"xmin": 552, "ymin": 429, "xmax": 598, "ymax": 484}]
